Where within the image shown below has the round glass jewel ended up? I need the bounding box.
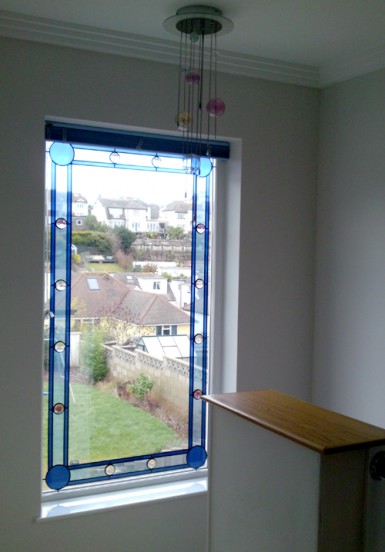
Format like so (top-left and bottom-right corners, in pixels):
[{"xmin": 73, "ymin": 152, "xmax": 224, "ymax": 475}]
[
  {"xmin": 55, "ymin": 279, "xmax": 67, "ymax": 291},
  {"xmin": 55, "ymin": 218, "xmax": 67, "ymax": 229},
  {"xmin": 45, "ymin": 465, "xmax": 70, "ymax": 490},
  {"xmin": 54, "ymin": 341, "xmax": 65, "ymax": 353},
  {"xmin": 53, "ymin": 403, "xmax": 65, "ymax": 415},
  {"xmin": 193, "ymin": 389, "xmax": 203, "ymax": 400},
  {"xmin": 147, "ymin": 458, "xmax": 157, "ymax": 470},
  {"xmin": 198, "ymin": 157, "xmax": 213, "ymax": 178},
  {"xmin": 195, "ymin": 279, "xmax": 204, "ymax": 289},
  {"xmin": 194, "ymin": 333, "xmax": 204, "ymax": 344},
  {"xmin": 49, "ymin": 142, "xmax": 75, "ymax": 166},
  {"xmin": 105, "ymin": 464, "xmax": 116, "ymax": 476},
  {"xmin": 187, "ymin": 446, "xmax": 207, "ymax": 469},
  {"xmin": 196, "ymin": 223, "xmax": 205, "ymax": 234}
]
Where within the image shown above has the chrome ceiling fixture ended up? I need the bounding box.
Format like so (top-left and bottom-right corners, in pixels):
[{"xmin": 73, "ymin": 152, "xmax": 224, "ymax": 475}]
[{"xmin": 164, "ymin": 5, "xmax": 233, "ymax": 175}]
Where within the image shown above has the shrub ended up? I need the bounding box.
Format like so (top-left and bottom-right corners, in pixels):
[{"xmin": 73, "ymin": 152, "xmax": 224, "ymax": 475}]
[
  {"xmin": 142, "ymin": 263, "xmax": 158, "ymax": 273},
  {"xmin": 129, "ymin": 373, "xmax": 155, "ymax": 401},
  {"xmin": 80, "ymin": 327, "xmax": 108, "ymax": 383}
]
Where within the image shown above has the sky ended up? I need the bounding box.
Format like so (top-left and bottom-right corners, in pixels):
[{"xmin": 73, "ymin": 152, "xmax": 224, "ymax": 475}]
[
  {"xmin": 72, "ymin": 164, "xmax": 192, "ymax": 207},
  {"xmin": 46, "ymin": 143, "xmax": 194, "ymax": 208}
]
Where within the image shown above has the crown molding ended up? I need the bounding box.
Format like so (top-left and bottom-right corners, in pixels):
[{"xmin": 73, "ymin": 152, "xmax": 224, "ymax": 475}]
[
  {"xmin": 1, "ymin": 10, "xmax": 384, "ymax": 89},
  {"xmin": 0, "ymin": 10, "xmax": 320, "ymax": 88}
]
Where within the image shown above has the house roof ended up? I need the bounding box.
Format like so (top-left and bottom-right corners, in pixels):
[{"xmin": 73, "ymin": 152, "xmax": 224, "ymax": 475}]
[
  {"xmin": 73, "ymin": 192, "xmax": 87, "ymax": 203},
  {"xmin": 99, "ymin": 197, "xmax": 148, "ymax": 210},
  {"xmin": 71, "ymin": 271, "xmax": 190, "ymax": 326},
  {"xmin": 71, "ymin": 272, "xmax": 129, "ymax": 318},
  {"xmin": 162, "ymin": 200, "xmax": 192, "ymax": 213},
  {"xmin": 117, "ymin": 288, "xmax": 190, "ymax": 326},
  {"xmin": 112, "ymin": 272, "xmax": 177, "ymax": 302}
]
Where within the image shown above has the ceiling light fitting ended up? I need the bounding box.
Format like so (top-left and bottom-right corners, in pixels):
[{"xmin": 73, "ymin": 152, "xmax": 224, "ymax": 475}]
[{"xmin": 164, "ymin": 5, "xmax": 233, "ymax": 175}]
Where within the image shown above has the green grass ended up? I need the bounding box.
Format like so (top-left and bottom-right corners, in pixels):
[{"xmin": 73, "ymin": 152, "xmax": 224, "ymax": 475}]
[
  {"xmin": 85, "ymin": 262, "xmax": 123, "ymax": 273},
  {"xmin": 42, "ymin": 382, "xmax": 180, "ymax": 473}
]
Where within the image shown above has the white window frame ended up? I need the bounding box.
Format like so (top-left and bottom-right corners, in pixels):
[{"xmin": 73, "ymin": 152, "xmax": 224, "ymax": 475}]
[{"xmin": 41, "ymin": 126, "xmax": 241, "ymax": 516}]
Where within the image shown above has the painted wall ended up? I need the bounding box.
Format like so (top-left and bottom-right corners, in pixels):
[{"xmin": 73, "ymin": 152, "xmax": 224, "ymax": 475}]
[
  {"xmin": 313, "ymin": 69, "xmax": 385, "ymax": 427},
  {"xmin": 0, "ymin": 37, "xmax": 318, "ymax": 550}
]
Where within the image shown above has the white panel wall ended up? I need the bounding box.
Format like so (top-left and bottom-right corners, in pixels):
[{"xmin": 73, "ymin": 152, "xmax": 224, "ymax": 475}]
[
  {"xmin": 0, "ymin": 37, "xmax": 318, "ymax": 551},
  {"xmin": 313, "ymin": 69, "xmax": 385, "ymax": 427}
]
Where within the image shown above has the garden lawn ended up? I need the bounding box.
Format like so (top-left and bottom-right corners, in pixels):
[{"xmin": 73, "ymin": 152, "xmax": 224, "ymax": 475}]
[
  {"xmin": 42, "ymin": 381, "xmax": 180, "ymax": 475},
  {"xmin": 85, "ymin": 262, "xmax": 122, "ymax": 273}
]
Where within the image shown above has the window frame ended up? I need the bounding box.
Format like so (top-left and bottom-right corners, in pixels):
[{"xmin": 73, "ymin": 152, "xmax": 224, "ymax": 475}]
[{"xmin": 42, "ymin": 123, "xmax": 230, "ymax": 494}]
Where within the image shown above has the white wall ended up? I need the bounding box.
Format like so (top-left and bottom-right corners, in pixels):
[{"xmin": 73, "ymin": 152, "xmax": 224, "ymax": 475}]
[
  {"xmin": 313, "ymin": 69, "xmax": 385, "ymax": 427},
  {"xmin": 0, "ymin": 37, "xmax": 319, "ymax": 550}
]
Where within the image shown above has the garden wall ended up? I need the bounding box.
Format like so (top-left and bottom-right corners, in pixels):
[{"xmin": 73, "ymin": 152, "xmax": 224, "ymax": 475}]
[{"xmin": 105, "ymin": 344, "xmax": 189, "ymax": 419}]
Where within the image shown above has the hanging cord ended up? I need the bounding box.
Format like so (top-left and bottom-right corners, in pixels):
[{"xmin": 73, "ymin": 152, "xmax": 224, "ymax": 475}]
[
  {"xmin": 177, "ymin": 29, "xmax": 183, "ymax": 127},
  {"xmin": 188, "ymin": 29, "xmax": 195, "ymax": 158},
  {"xmin": 197, "ymin": 31, "xmax": 205, "ymax": 159},
  {"xmin": 207, "ymin": 30, "xmax": 214, "ymax": 148},
  {"xmin": 214, "ymin": 32, "xmax": 218, "ymax": 140},
  {"xmin": 184, "ymin": 31, "xmax": 190, "ymax": 156}
]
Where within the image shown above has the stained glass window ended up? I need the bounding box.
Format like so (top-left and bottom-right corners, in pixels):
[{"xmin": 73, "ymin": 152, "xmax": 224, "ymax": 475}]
[{"xmin": 43, "ymin": 124, "xmax": 227, "ymax": 491}]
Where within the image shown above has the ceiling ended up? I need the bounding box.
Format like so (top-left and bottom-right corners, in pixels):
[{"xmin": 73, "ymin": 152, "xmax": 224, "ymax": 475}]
[{"xmin": 1, "ymin": 1, "xmax": 385, "ymax": 87}]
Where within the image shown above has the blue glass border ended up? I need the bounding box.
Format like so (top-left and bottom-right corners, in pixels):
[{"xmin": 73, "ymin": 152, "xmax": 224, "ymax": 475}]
[{"xmin": 45, "ymin": 140, "xmax": 211, "ymax": 490}]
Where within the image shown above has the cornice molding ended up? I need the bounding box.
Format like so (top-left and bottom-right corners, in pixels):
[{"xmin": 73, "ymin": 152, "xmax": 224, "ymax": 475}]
[
  {"xmin": 0, "ymin": 10, "xmax": 320, "ymax": 88},
  {"xmin": 1, "ymin": 10, "xmax": 384, "ymax": 88}
]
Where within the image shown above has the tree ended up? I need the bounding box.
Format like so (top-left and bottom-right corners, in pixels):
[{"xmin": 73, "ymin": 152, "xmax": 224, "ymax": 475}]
[
  {"xmin": 99, "ymin": 303, "xmax": 154, "ymax": 347},
  {"xmin": 80, "ymin": 327, "xmax": 108, "ymax": 383},
  {"xmin": 72, "ymin": 230, "xmax": 112, "ymax": 255},
  {"xmin": 85, "ymin": 213, "xmax": 107, "ymax": 232},
  {"xmin": 112, "ymin": 226, "xmax": 136, "ymax": 254}
]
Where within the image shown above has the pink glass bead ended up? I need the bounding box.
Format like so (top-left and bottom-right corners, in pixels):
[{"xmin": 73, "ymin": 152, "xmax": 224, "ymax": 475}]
[
  {"xmin": 206, "ymin": 98, "xmax": 226, "ymax": 117},
  {"xmin": 186, "ymin": 71, "xmax": 201, "ymax": 85}
]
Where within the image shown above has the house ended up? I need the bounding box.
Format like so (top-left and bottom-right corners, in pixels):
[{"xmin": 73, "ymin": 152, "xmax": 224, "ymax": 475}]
[
  {"xmin": 160, "ymin": 200, "xmax": 192, "ymax": 235},
  {"xmin": 92, "ymin": 196, "xmax": 157, "ymax": 233},
  {"xmin": 2, "ymin": 3, "xmax": 385, "ymax": 551},
  {"xmin": 72, "ymin": 192, "xmax": 88, "ymax": 228},
  {"xmin": 70, "ymin": 272, "xmax": 190, "ymax": 344},
  {"xmin": 112, "ymin": 272, "xmax": 176, "ymax": 302}
]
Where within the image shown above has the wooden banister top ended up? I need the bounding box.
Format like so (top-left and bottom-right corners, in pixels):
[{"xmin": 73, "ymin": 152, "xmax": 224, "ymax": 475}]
[{"xmin": 203, "ymin": 390, "xmax": 385, "ymax": 454}]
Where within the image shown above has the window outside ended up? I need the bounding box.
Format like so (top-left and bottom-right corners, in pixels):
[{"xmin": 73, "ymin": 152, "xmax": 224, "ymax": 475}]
[{"xmin": 43, "ymin": 135, "xmax": 213, "ymax": 491}]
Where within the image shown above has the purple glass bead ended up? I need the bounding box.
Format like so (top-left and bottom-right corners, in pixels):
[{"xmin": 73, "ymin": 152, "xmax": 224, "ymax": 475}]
[
  {"xmin": 206, "ymin": 98, "xmax": 226, "ymax": 117},
  {"xmin": 186, "ymin": 71, "xmax": 201, "ymax": 85}
]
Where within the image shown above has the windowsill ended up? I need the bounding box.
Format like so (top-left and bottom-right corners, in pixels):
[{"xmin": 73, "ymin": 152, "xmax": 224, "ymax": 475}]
[{"xmin": 38, "ymin": 474, "xmax": 207, "ymax": 521}]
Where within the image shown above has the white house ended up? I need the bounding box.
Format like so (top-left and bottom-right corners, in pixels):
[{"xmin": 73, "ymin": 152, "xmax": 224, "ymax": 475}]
[
  {"xmin": 93, "ymin": 197, "xmax": 153, "ymax": 232},
  {"xmin": 72, "ymin": 192, "xmax": 88, "ymax": 227},
  {"xmin": 160, "ymin": 200, "xmax": 192, "ymax": 235},
  {"xmin": 136, "ymin": 274, "xmax": 168, "ymax": 295}
]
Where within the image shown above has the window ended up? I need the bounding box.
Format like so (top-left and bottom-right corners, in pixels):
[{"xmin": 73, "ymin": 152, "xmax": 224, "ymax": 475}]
[
  {"xmin": 153, "ymin": 281, "xmax": 161, "ymax": 290},
  {"xmin": 156, "ymin": 325, "xmax": 177, "ymax": 336},
  {"xmin": 43, "ymin": 122, "xmax": 229, "ymax": 492},
  {"xmin": 86, "ymin": 278, "xmax": 100, "ymax": 290}
]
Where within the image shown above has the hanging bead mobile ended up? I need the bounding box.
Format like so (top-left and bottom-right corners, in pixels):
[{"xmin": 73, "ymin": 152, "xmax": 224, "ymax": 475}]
[{"xmin": 164, "ymin": 5, "xmax": 233, "ymax": 174}]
